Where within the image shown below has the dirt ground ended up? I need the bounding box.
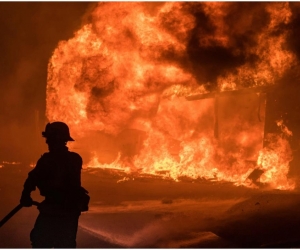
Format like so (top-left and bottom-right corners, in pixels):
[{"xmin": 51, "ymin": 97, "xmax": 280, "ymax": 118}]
[{"xmin": 1, "ymin": 163, "xmax": 300, "ymax": 248}]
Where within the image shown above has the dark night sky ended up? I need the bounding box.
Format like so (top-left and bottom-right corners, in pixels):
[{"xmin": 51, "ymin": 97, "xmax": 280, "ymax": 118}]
[{"xmin": 0, "ymin": 2, "xmax": 92, "ymax": 162}]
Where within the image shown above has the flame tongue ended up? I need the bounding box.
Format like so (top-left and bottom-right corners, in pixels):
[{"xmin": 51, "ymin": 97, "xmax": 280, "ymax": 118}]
[{"xmin": 46, "ymin": 2, "xmax": 296, "ymax": 190}]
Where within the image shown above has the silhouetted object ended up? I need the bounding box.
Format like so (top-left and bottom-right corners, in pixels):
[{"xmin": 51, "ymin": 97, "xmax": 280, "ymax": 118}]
[
  {"xmin": 247, "ymin": 168, "xmax": 264, "ymax": 187},
  {"xmin": 20, "ymin": 121, "xmax": 89, "ymax": 248},
  {"xmin": 0, "ymin": 201, "xmax": 39, "ymax": 228}
]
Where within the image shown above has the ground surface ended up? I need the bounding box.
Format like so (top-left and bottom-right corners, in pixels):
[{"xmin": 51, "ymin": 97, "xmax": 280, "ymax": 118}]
[{"xmin": 1, "ymin": 163, "xmax": 300, "ymax": 248}]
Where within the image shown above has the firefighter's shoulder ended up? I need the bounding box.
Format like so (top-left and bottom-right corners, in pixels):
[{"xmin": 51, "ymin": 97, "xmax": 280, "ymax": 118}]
[
  {"xmin": 30, "ymin": 153, "xmax": 51, "ymax": 173},
  {"xmin": 68, "ymin": 151, "xmax": 83, "ymax": 167},
  {"xmin": 36, "ymin": 152, "xmax": 51, "ymax": 164}
]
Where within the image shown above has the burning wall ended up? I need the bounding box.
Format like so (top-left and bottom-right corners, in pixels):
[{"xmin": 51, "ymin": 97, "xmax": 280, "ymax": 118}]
[{"xmin": 46, "ymin": 2, "xmax": 298, "ymax": 189}]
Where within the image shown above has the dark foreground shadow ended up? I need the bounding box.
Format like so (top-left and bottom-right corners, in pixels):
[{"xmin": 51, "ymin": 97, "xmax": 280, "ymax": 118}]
[{"xmin": 211, "ymin": 191, "xmax": 300, "ymax": 248}]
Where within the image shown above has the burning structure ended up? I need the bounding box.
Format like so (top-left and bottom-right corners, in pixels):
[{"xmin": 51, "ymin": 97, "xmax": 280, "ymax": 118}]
[
  {"xmin": 2, "ymin": 2, "xmax": 300, "ymax": 248},
  {"xmin": 45, "ymin": 2, "xmax": 300, "ymax": 190}
]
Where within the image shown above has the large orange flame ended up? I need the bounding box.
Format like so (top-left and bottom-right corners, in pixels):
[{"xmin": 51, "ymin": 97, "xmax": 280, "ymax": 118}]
[{"xmin": 46, "ymin": 2, "xmax": 296, "ymax": 190}]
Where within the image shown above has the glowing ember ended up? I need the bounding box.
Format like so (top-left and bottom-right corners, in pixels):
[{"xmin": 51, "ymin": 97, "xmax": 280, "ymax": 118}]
[
  {"xmin": 46, "ymin": 3, "xmax": 296, "ymax": 190},
  {"xmin": 2, "ymin": 161, "xmax": 21, "ymax": 165},
  {"xmin": 257, "ymin": 133, "xmax": 295, "ymax": 190},
  {"xmin": 276, "ymin": 119, "xmax": 293, "ymax": 137}
]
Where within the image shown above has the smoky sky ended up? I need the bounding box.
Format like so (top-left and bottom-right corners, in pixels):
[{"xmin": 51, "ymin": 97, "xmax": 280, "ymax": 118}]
[
  {"xmin": 287, "ymin": 3, "xmax": 300, "ymax": 61},
  {"xmin": 0, "ymin": 2, "xmax": 91, "ymax": 162},
  {"xmin": 119, "ymin": 2, "xmax": 300, "ymax": 91},
  {"xmin": 179, "ymin": 2, "xmax": 300, "ymax": 90},
  {"xmin": 155, "ymin": 2, "xmax": 300, "ymax": 90}
]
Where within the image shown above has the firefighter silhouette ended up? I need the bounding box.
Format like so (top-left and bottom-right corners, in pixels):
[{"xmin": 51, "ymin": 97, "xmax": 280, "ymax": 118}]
[{"xmin": 20, "ymin": 122, "xmax": 86, "ymax": 248}]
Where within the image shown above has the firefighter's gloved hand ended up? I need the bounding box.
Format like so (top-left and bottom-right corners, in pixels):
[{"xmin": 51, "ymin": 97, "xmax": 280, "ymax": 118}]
[{"xmin": 20, "ymin": 193, "xmax": 33, "ymax": 207}]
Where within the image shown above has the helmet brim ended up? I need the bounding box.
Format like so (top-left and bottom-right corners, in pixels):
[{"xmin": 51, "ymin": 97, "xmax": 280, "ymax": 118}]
[{"xmin": 42, "ymin": 132, "xmax": 75, "ymax": 141}]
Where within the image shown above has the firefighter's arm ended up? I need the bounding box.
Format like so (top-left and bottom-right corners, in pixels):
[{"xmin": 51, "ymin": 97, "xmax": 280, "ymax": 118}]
[
  {"xmin": 20, "ymin": 157, "xmax": 43, "ymax": 206},
  {"xmin": 76, "ymin": 155, "xmax": 82, "ymax": 187},
  {"xmin": 70, "ymin": 152, "xmax": 82, "ymax": 188},
  {"xmin": 20, "ymin": 176, "xmax": 35, "ymax": 207}
]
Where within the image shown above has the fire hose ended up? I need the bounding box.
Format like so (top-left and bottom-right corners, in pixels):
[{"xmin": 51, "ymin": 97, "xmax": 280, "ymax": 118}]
[{"xmin": 0, "ymin": 201, "xmax": 40, "ymax": 228}]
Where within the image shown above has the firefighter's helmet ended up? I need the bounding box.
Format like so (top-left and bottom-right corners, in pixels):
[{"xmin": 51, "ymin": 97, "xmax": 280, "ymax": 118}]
[{"xmin": 42, "ymin": 122, "xmax": 74, "ymax": 142}]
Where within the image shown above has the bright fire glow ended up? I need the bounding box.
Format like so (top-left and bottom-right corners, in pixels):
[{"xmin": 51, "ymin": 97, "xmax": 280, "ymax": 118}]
[
  {"xmin": 257, "ymin": 134, "xmax": 294, "ymax": 190},
  {"xmin": 46, "ymin": 3, "xmax": 296, "ymax": 190}
]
